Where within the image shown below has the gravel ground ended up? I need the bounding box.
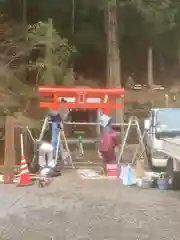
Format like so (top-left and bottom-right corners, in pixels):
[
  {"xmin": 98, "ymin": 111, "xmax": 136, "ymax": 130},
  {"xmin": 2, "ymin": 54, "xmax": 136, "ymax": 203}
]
[{"xmin": 0, "ymin": 170, "xmax": 180, "ymax": 240}]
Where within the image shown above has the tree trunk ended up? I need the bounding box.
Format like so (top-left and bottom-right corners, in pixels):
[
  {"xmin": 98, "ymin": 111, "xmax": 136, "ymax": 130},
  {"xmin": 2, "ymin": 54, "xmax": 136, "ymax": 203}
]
[
  {"xmin": 105, "ymin": 1, "xmax": 124, "ymax": 138},
  {"xmin": 147, "ymin": 46, "xmax": 154, "ymax": 87},
  {"xmin": 22, "ymin": 0, "xmax": 27, "ymax": 36},
  {"xmin": 106, "ymin": 2, "xmax": 121, "ymax": 87},
  {"xmin": 159, "ymin": 52, "xmax": 165, "ymax": 71},
  {"xmin": 44, "ymin": 19, "xmax": 54, "ymax": 85},
  {"xmin": 22, "ymin": 0, "xmax": 27, "ymax": 81},
  {"xmin": 72, "ymin": 0, "xmax": 75, "ymax": 34},
  {"xmin": 177, "ymin": 47, "xmax": 180, "ymax": 67}
]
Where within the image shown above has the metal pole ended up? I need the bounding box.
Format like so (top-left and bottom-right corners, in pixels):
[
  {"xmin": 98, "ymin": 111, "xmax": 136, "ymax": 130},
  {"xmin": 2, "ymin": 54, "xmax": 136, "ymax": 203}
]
[
  {"xmin": 116, "ymin": 117, "xmax": 133, "ymax": 177},
  {"xmin": 26, "ymin": 126, "xmax": 35, "ymax": 143},
  {"xmin": 120, "ymin": 97, "xmax": 125, "ymax": 142},
  {"xmin": 30, "ymin": 116, "xmax": 48, "ymax": 168},
  {"xmin": 62, "ymin": 139, "xmax": 99, "ymax": 144},
  {"xmin": 63, "ymin": 121, "xmax": 137, "ymax": 126},
  {"xmin": 131, "ymin": 130, "xmax": 146, "ymax": 165},
  {"xmin": 79, "ymin": 141, "xmax": 84, "ymax": 156},
  {"xmin": 55, "ymin": 130, "xmax": 61, "ymax": 165},
  {"xmin": 20, "ymin": 133, "xmax": 24, "ymax": 157},
  {"xmin": 59, "ymin": 122, "xmax": 74, "ymax": 168},
  {"xmin": 135, "ymin": 118, "xmax": 148, "ymax": 162},
  {"xmin": 39, "ymin": 116, "xmax": 48, "ymax": 141},
  {"xmin": 96, "ymin": 110, "xmax": 101, "ymax": 135}
]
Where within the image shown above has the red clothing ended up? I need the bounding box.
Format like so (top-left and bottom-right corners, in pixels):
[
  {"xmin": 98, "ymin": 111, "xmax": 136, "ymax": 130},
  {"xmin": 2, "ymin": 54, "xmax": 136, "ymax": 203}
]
[
  {"xmin": 103, "ymin": 108, "xmax": 111, "ymax": 115},
  {"xmin": 100, "ymin": 129, "xmax": 120, "ymax": 162}
]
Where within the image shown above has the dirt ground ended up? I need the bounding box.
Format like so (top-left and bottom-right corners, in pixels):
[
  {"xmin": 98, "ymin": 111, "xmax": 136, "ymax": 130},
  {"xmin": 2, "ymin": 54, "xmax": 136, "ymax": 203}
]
[{"xmin": 0, "ymin": 170, "xmax": 180, "ymax": 240}]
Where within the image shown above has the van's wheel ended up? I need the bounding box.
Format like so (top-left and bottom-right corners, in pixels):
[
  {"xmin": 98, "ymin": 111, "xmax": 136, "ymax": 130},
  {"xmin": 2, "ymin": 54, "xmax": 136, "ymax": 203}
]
[{"xmin": 166, "ymin": 158, "xmax": 180, "ymax": 190}]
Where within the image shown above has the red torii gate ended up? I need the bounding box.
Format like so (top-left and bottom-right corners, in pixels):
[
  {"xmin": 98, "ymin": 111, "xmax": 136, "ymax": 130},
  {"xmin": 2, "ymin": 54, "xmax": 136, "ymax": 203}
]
[{"xmin": 38, "ymin": 86, "xmax": 125, "ymax": 110}]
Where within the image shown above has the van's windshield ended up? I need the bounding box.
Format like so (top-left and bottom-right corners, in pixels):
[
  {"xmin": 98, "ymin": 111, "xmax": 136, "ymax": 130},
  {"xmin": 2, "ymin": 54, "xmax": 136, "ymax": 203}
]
[{"xmin": 156, "ymin": 109, "xmax": 180, "ymax": 136}]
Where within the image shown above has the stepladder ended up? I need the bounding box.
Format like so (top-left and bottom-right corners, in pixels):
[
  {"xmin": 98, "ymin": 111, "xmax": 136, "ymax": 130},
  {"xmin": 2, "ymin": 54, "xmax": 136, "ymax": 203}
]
[
  {"xmin": 29, "ymin": 117, "xmax": 74, "ymax": 171},
  {"xmin": 55, "ymin": 121, "xmax": 74, "ymax": 169},
  {"xmin": 116, "ymin": 116, "xmax": 148, "ymax": 177}
]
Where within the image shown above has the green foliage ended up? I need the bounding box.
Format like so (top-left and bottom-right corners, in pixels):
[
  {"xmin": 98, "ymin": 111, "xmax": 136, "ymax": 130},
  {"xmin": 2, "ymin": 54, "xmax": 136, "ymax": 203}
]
[
  {"xmin": 0, "ymin": 23, "xmax": 28, "ymax": 91},
  {"xmin": 6, "ymin": 0, "xmax": 180, "ymax": 83},
  {"xmin": 120, "ymin": 0, "xmax": 176, "ymax": 45},
  {"xmin": 138, "ymin": 1, "xmax": 175, "ymax": 31},
  {"xmin": 28, "ymin": 19, "xmax": 76, "ymax": 85}
]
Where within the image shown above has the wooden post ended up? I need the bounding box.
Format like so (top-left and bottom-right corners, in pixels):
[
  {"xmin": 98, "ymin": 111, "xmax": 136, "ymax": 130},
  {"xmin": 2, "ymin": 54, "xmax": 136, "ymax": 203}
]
[{"xmin": 4, "ymin": 116, "xmax": 16, "ymax": 182}]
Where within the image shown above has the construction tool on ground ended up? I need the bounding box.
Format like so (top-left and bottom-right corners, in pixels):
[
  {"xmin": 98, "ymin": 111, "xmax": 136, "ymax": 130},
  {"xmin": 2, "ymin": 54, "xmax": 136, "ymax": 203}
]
[
  {"xmin": 16, "ymin": 173, "xmax": 53, "ymax": 188},
  {"xmin": 36, "ymin": 176, "xmax": 53, "ymax": 188}
]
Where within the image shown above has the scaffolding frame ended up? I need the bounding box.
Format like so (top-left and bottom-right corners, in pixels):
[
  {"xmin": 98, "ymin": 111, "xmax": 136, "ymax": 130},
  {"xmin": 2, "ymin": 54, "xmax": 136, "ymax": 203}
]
[{"xmin": 38, "ymin": 86, "xmax": 125, "ymax": 169}]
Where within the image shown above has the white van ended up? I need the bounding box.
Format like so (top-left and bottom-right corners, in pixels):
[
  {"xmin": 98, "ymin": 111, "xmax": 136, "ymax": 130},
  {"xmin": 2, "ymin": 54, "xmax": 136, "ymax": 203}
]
[{"xmin": 144, "ymin": 108, "xmax": 180, "ymax": 188}]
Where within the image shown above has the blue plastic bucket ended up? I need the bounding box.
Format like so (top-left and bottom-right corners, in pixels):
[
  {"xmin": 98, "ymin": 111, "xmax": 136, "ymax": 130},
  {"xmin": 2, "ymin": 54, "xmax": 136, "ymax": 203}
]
[{"xmin": 157, "ymin": 179, "xmax": 169, "ymax": 190}]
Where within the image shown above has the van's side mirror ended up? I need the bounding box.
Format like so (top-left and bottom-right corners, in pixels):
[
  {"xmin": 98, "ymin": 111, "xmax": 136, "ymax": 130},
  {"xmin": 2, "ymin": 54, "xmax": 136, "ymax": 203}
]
[{"xmin": 144, "ymin": 119, "xmax": 150, "ymax": 130}]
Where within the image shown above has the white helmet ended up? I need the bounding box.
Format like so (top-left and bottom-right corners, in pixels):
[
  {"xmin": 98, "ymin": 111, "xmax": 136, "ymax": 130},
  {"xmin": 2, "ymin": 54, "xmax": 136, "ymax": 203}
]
[{"xmin": 100, "ymin": 114, "xmax": 112, "ymax": 128}]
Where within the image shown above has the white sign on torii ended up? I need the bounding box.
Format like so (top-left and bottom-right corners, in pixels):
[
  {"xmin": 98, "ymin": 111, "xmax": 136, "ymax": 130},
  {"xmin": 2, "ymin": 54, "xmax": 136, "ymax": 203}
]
[{"xmin": 58, "ymin": 97, "xmax": 101, "ymax": 103}]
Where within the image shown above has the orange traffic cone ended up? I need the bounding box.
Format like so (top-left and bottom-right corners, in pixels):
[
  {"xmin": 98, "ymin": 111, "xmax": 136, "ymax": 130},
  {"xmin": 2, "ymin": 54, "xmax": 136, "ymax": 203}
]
[{"xmin": 17, "ymin": 155, "xmax": 32, "ymax": 187}]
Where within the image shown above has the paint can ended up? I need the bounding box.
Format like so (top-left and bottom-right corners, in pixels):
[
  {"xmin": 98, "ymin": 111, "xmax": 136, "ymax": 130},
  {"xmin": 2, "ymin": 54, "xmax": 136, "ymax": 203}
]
[
  {"xmin": 141, "ymin": 178, "xmax": 152, "ymax": 188},
  {"xmin": 136, "ymin": 178, "xmax": 143, "ymax": 187},
  {"xmin": 157, "ymin": 173, "xmax": 169, "ymax": 190},
  {"xmin": 157, "ymin": 179, "xmax": 169, "ymax": 190}
]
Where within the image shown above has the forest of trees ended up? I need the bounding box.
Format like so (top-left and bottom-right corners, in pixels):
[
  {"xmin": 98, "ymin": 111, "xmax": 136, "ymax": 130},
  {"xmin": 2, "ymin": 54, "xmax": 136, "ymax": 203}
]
[{"xmin": 1, "ymin": 0, "xmax": 180, "ymax": 87}]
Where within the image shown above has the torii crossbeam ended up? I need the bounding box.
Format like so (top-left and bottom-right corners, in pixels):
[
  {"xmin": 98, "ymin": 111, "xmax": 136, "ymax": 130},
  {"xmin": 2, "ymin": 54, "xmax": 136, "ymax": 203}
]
[{"xmin": 39, "ymin": 87, "xmax": 125, "ymax": 109}]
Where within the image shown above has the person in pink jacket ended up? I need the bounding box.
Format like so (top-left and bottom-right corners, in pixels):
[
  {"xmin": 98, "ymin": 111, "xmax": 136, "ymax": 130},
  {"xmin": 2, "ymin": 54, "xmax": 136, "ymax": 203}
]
[{"xmin": 100, "ymin": 113, "xmax": 120, "ymax": 174}]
